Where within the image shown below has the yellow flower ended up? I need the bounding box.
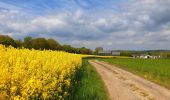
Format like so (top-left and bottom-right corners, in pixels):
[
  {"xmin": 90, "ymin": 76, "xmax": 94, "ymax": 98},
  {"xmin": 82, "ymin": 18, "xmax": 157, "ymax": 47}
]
[
  {"xmin": 0, "ymin": 44, "xmax": 82, "ymax": 99},
  {"xmin": 10, "ymin": 86, "xmax": 17, "ymax": 94},
  {"xmin": 42, "ymin": 92, "xmax": 48, "ymax": 99}
]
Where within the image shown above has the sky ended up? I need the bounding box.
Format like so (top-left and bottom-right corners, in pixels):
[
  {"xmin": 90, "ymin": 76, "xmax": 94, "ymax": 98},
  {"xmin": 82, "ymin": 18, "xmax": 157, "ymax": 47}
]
[{"xmin": 0, "ymin": 0, "xmax": 170, "ymax": 50}]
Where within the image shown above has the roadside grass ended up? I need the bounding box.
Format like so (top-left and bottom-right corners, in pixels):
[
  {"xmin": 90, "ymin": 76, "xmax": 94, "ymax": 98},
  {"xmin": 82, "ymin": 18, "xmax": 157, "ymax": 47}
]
[
  {"xmin": 99, "ymin": 58, "xmax": 170, "ymax": 90},
  {"xmin": 70, "ymin": 58, "xmax": 108, "ymax": 100}
]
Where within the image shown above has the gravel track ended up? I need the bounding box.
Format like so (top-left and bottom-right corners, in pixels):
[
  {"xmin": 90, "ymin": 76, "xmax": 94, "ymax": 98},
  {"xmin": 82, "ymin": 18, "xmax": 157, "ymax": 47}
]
[{"xmin": 89, "ymin": 60, "xmax": 170, "ymax": 100}]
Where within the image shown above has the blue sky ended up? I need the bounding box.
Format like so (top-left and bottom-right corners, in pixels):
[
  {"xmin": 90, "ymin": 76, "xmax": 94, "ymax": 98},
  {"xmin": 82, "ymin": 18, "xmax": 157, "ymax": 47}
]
[
  {"xmin": 0, "ymin": 0, "xmax": 170, "ymax": 50},
  {"xmin": 0, "ymin": 0, "xmax": 124, "ymax": 14}
]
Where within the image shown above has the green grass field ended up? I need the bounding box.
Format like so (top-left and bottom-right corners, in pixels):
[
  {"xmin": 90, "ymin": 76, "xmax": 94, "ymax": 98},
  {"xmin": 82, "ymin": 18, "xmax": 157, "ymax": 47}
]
[
  {"xmin": 99, "ymin": 58, "xmax": 170, "ymax": 89},
  {"xmin": 70, "ymin": 59, "xmax": 108, "ymax": 100}
]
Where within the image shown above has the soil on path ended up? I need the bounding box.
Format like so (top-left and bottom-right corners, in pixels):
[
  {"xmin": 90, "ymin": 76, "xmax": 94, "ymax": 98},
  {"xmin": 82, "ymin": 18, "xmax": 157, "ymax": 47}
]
[{"xmin": 89, "ymin": 60, "xmax": 170, "ymax": 100}]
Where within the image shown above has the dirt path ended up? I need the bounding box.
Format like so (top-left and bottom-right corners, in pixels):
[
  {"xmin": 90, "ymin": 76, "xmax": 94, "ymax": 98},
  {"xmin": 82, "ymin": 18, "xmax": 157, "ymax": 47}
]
[{"xmin": 89, "ymin": 60, "xmax": 170, "ymax": 100}]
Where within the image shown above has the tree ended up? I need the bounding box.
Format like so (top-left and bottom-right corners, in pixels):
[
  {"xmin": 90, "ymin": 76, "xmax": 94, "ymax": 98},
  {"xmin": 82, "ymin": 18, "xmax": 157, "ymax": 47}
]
[
  {"xmin": 32, "ymin": 38, "xmax": 50, "ymax": 50},
  {"xmin": 15, "ymin": 40, "xmax": 22, "ymax": 48},
  {"xmin": 94, "ymin": 47, "xmax": 103, "ymax": 55},
  {"xmin": 0, "ymin": 35, "xmax": 93, "ymax": 54},
  {"xmin": 23, "ymin": 36, "xmax": 33, "ymax": 49},
  {"xmin": 74, "ymin": 48, "xmax": 81, "ymax": 54},
  {"xmin": 79, "ymin": 47, "xmax": 92, "ymax": 54},
  {"xmin": 62, "ymin": 45, "xmax": 75, "ymax": 53},
  {"xmin": 47, "ymin": 39, "xmax": 62, "ymax": 50},
  {"xmin": 0, "ymin": 35, "xmax": 17, "ymax": 47}
]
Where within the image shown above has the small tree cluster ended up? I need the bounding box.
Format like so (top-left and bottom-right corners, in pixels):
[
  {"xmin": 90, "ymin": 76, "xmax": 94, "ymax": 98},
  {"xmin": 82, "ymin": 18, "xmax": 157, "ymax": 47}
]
[
  {"xmin": 0, "ymin": 35, "xmax": 92, "ymax": 54},
  {"xmin": 0, "ymin": 35, "xmax": 17, "ymax": 47},
  {"xmin": 94, "ymin": 47, "xmax": 103, "ymax": 55}
]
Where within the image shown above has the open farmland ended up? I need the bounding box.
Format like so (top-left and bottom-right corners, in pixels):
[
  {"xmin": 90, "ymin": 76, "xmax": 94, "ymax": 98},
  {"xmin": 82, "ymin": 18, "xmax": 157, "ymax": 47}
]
[
  {"xmin": 0, "ymin": 45, "xmax": 82, "ymax": 99},
  {"xmin": 0, "ymin": 45, "xmax": 108, "ymax": 100},
  {"xmin": 99, "ymin": 58, "xmax": 170, "ymax": 89}
]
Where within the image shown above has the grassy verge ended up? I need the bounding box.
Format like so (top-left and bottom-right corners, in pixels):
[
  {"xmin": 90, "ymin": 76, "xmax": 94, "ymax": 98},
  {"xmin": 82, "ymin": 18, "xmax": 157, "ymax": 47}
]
[
  {"xmin": 99, "ymin": 58, "xmax": 170, "ymax": 90},
  {"xmin": 70, "ymin": 58, "xmax": 108, "ymax": 100}
]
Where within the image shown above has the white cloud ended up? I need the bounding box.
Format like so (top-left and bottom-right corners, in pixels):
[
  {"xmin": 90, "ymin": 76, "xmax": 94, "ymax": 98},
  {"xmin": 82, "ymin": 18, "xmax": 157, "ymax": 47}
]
[
  {"xmin": 0, "ymin": 0, "xmax": 170, "ymax": 50},
  {"xmin": 29, "ymin": 16, "xmax": 66, "ymax": 32}
]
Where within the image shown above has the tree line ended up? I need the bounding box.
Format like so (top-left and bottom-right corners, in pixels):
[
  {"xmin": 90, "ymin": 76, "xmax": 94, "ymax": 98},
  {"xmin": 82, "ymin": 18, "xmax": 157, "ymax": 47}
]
[
  {"xmin": 2, "ymin": 34, "xmax": 169, "ymax": 57},
  {"xmin": 0, "ymin": 35, "xmax": 92, "ymax": 54}
]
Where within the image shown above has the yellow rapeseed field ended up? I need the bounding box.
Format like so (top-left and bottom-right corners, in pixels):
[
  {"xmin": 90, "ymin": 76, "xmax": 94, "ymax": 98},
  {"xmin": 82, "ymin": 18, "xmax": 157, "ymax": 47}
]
[{"xmin": 0, "ymin": 45, "xmax": 82, "ymax": 100}]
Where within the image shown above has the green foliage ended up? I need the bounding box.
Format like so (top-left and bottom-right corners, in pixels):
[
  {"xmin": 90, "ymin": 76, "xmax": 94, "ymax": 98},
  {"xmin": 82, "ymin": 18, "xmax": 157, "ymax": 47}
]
[
  {"xmin": 62, "ymin": 45, "xmax": 92, "ymax": 54},
  {"xmin": 0, "ymin": 35, "xmax": 17, "ymax": 47},
  {"xmin": 62, "ymin": 45, "xmax": 74, "ymax": 53},
  {"xmin": 79, "ymin": 47, "xmax": 92, "ymax": 54},
  {"xmin": 70, "ymin": 59, "xmax": 108, "ymax": 100},
  {"xmin": 94, "ymin": 47, "xmax": 103, "ymax": 55},
  {"xmin": 32, "ymin": 38, "xmax": 50, "ymax": 50},
  {"xmin": 0, "ymin": 35, "xmax": 92, "ymax": 54},
  {"xmin": 47, "ymin": 39, "xmax": 62, "ymax": 50},
  {"xmin": 100, "ymin": 58, "xmax": 170, "ymax": 89},
  {"xmin": 15, "ymin": 40, "xmax": 22, "ymax": 48},
  {"xmin": 23, "ymin": 36, "xmax": 33, "ymax": 49}
]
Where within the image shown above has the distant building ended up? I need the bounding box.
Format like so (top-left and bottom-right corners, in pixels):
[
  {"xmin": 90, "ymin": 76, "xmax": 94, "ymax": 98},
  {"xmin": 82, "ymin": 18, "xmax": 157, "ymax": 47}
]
[
  {"xmin": 132, "ymin": 54, "xmax": 162, "ymax": 59},
  {"xmin": 140, "ymin": 54, "xmax": 150, "ymax": 59},
  {"xmin": 98, "ymin": 50, "xmax": 120, "ymax": 56}
]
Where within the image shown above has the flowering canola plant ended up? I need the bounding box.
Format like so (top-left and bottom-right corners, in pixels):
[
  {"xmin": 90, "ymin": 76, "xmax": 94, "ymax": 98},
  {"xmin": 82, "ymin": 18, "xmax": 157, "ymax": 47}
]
[{"xmin": 0, "ymin": 45, "xmax": 82, "ymax": 100}]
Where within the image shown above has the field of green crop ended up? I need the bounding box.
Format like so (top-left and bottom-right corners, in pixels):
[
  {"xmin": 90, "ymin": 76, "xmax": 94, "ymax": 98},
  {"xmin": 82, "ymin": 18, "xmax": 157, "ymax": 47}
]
[{"xmin": 99, "ymin": 58, "xmax": 170, "ymax": 89}]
